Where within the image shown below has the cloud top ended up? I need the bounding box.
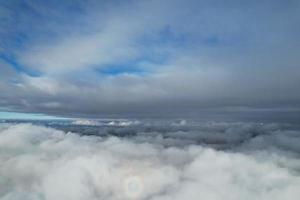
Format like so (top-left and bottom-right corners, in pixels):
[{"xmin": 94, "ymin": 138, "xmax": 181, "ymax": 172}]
[{"xmin": 0, "ymin": 123, "xmax": 300, "ymax": 200}]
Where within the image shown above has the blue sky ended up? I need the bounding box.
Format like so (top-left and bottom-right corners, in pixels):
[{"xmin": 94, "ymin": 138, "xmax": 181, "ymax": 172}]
[
  {"xmin": 0, "ymin": 111, "xmax": 67, "ymax": 120},
  {"xmin": 0, "ymin": 0, "xmax": 300, "ymax": 118}
]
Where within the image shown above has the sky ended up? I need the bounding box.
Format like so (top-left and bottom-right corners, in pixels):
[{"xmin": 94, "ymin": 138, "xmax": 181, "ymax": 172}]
[
  {"xmin": 0, "ymin": 0, "xmax": 300, "ymax": 118},
  {"xmin": 0, "ymin": 111, "xmax": 66, "ymax": 120}
]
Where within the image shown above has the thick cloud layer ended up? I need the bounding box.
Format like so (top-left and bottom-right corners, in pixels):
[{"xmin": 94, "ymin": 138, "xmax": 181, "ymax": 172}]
[
  {"xmin": 1, "ymin": 122, "xmax": 300, "ymax": 200},
  {"xmin": 0, "ymin": 0, "xmax": 300, "ymax": 117}
]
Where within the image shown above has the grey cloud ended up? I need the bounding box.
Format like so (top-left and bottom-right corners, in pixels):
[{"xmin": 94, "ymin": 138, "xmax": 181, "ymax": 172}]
[
  {"xmin": 1, "ymin": 65, "xmax": 299, "ymax": 118},
  {"xmin": 0, "ymin": 0, "xmax": 299, "ymax": 118}
]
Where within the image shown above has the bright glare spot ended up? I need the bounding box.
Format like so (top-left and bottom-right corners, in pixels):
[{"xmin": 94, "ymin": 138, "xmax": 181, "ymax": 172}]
[{"xmin": 124, "ymin": 175, "xmax": 143, "ymax": 199}]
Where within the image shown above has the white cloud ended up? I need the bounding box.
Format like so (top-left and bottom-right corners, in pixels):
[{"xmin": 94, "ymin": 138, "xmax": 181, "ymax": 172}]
[
  {"xmin": 0, "ymin": 123, "xmax": 299, "ymax": 200},
  {"xmin": 20, "ymin": 31, "xmax": 139, "ymax": 74},
  {"xmin": 72, "ymin": 119, "xmax": 102, "ymax": 126},
  {"xmin": 17, "ymin": 0, "xmax": 170, "ymax": 74}
]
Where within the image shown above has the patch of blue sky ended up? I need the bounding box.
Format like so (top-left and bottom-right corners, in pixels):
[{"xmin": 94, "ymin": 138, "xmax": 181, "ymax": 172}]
[
  {"xmin": 94, "ymin": 54, "xmax": 169, "ymax": 76},
  {"xmin": 96, "ymin": 63, "xmax": 148, "ymax": 76},
  {"xmin": 157, "ymin": 25, "xmax": 187, "ymax": 45},
  {"xmin": 0, "ymin": 111, "xmax": 68, "ymax": 120},
  {"xmin": 202, "ymin": 34, "xmax": 249, "ymax": 47},
  {"xmin": 138, "ymin": 25, "xmax": 188, "ymax": 48},
  {"xmin": 0, "ymin": 54, "xmax": 42, "ymax": 77},
  {"xmin": 202, "ymin": 35, "xmax": 220, "ymax": 45},
  {"xmin": 151, "ymin": 25, "xmax": 246, "ymax": 48},
  {"xmin": 0, "ymin": 0, "xmax": 87, "ymax": 50},
  {"xmin": 139, "ymin": 25, "xmax": 230, "ymax": 48}
]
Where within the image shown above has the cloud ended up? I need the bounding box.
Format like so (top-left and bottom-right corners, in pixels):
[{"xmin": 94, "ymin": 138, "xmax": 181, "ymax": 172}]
[
  {"xmin": 0, "ymin": 0, "xmax": 300, "ymax": 117},
  {"xmin": 0, "ymin": 122, "xmax": 300, "ymax": 200},
  {"xmin": 17, "ymin": 0, "xmax": 300, "ymax": 75},
  {"xmin": 1, "ymin": 64, "xmax": 299, "ymax": 118}
]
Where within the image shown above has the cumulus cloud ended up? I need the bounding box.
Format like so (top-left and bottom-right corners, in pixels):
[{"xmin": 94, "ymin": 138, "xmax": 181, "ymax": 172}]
[
  {"xmin": 72, "ymin": 119, "xmax": 102, "ymax": 126},
  {"xmin": 0, "ymin": 123, "xmax": 300, "ymax": 200},
  {"xmin": 71, "ymin": 119, "xmax": 140, "ymax": 127}
]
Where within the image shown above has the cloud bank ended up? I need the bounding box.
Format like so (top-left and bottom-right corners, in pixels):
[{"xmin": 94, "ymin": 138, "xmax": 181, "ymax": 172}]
[
  {"xmin": 0, "ymin": 0, "xmax": 300, "ymax": 117},
  {"xmin": 1, "ymin": 123, "xmax": 300, "ymax": 200}
]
